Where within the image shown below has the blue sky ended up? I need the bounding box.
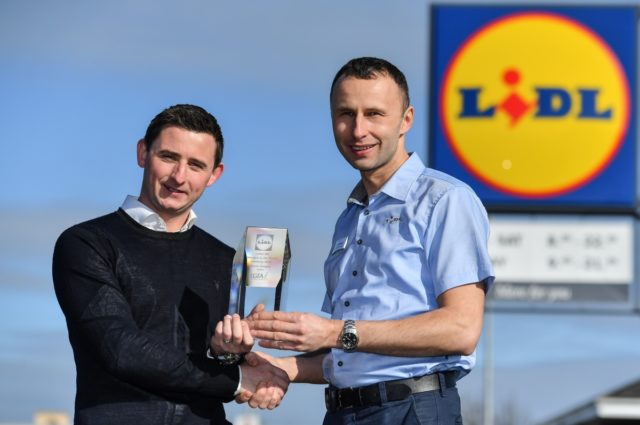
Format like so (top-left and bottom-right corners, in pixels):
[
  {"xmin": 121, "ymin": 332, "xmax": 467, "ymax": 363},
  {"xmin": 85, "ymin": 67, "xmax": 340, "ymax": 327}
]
[{"xmin": 2, "ymin": 1, "xmax": 640, "ymax": 424}]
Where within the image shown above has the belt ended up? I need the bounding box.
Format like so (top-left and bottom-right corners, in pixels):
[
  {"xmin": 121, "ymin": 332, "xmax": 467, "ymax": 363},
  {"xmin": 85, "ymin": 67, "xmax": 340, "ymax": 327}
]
[{"xmin": 325, "ymin": 371, "xmax": 457, "ymax": 412}]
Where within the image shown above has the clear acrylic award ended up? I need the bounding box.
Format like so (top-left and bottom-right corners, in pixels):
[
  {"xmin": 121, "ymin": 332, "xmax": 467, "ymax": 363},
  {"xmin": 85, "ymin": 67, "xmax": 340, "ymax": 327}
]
[{"xmin": 228, "ymin": 227, "xmax": 291, "ymax": 317}]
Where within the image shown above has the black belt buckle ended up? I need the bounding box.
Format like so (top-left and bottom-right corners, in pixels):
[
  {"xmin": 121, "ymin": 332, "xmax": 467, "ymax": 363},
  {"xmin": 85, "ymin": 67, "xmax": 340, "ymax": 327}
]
[
  {"xmin": 325, "ymin": 387, "xmax": 361, "ymax": 412},
  {"xmin": 325, "ymin": 387, "xmax": 338, "ymax": 412}
]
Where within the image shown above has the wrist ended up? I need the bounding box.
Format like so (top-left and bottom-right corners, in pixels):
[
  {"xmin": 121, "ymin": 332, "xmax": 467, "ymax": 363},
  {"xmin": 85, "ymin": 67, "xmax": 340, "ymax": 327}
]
[
  {"xmin": 339, "ymin": 319, "xmax": 359, "ymax": 352},
  {"xmin": 279, "ymin": 356, "xmax": 298, "ymax": 382},
  {"xmin": 329, "ymin": 320, "xmax": 344, "ymax": 349}
]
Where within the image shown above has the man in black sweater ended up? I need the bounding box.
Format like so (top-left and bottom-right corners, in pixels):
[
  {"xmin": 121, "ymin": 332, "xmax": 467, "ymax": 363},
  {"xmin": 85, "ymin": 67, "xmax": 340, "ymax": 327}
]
[{"xmin": 53, "ymin": 104, "xmax": 288, "ymax": 425}]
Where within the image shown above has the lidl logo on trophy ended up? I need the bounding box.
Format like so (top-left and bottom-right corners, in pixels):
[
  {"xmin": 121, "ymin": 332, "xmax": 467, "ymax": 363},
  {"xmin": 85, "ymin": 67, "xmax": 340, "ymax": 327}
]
[
  {"xmin": 255, "ymin": 234, "xmax": 274, "ymax": 251},
  {"xmin": 440, "ymin": 12, "xmax": 630, "ymax": 198}
]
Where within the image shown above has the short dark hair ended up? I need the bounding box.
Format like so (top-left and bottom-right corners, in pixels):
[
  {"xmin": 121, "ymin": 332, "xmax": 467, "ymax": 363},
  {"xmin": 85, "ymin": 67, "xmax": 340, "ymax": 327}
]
[
  {"xmin": 144, "ymin": 104, "xmax": 225, "ymax": 167},
  {"xmin": 330, "ymin": 57, "xmax": 410, "ymax": 109}
]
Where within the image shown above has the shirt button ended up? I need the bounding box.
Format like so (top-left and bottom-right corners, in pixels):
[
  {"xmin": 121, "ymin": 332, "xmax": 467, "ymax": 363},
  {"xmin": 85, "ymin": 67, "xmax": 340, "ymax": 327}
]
[
  {"xmin": 352, "ymin": 270, "xmax": 358, "ymax": 276},
  {"xmin": 364, "ymin": 209, "xmax": 370, "ymax": 216},
  {"xmin": 338, "ymin": 361, "xmax": 344, "ymax": 367},
  {"xmin": 356, "ymin": 239, "xmax": 363, "ymax": 245},
  {"xmin": 344, "ymin": 301, "xmax": 350, "ymax": 307}
]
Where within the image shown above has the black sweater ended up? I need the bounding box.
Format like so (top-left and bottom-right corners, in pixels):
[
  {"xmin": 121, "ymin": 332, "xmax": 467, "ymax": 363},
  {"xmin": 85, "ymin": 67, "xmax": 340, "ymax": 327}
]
[{"xmin": 53, "ymin": 209, "xmax": 238, "ymax": 425}]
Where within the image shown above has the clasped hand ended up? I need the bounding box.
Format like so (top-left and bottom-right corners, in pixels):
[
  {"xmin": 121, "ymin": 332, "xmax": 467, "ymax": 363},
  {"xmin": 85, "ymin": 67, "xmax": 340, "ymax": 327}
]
[
  {"xmin": 211, "ymin": 308, "xmax": 289, "ymax": 409},
  {"xmin": 238, "ymin": 352, "xmax": 289, "ymax": 409}
]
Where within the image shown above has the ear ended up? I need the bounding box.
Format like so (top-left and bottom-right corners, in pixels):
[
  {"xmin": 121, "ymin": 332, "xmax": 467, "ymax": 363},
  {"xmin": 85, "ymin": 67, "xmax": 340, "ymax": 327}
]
[
  {"xmin": 206, "ymin": 163, "xmax": 224, "ymax": 187},
  {"xmin": 136, "ymin": 139, "xmax": 147, "ymax": 168},
  {"xmin": 400, "ymin": 106, "xmax": 414, "ymax": 136}
]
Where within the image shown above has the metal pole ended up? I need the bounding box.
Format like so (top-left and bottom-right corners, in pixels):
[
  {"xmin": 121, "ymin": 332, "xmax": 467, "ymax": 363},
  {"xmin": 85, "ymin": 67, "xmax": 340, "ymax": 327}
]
[{"xmin": 483, "ymin": 307, "xmax": 494, "ymax": 425}]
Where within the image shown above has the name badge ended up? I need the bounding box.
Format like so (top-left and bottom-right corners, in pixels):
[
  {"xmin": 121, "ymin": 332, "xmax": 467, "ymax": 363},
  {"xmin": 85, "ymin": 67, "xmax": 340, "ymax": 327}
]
[{"xmin": 331, "ymin": 236, "xmax": 348, "ymax": 254}]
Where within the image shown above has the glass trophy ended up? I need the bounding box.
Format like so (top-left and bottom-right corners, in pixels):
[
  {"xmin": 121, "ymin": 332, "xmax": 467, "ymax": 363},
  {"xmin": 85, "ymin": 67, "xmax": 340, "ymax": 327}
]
[{"xmin": 228, "ymin": 227, "xmax": 291, "ymax": 317}]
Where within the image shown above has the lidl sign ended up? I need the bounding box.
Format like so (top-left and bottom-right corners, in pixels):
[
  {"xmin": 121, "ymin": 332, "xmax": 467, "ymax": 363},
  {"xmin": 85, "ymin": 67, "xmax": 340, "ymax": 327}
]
[{"xmin": 430, "ymin": 6, "xmax": 636, "ymax": 209}]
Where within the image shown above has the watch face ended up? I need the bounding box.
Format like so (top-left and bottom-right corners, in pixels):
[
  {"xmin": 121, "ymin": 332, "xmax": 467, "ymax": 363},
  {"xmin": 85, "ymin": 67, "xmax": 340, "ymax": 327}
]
[{"xmin": 342, "ymin": 333, "xmax": 358, "ymax": 350}]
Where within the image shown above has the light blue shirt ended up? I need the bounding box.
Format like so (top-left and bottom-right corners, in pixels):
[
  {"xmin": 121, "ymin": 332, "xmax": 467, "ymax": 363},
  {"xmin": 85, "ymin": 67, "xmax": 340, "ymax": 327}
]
[{"xmin": 322, "ymin": 153, "xmax": 494, "ymax": 388}]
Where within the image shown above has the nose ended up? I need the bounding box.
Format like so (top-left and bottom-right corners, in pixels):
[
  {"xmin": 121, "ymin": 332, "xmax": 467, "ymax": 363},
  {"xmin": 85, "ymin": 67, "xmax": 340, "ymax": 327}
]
[
  {"xmin": 352, "ymin": 114, "xmax": 367, "ymax": 139},
  {"xmin": 171, "ymin": 162, "xmax": 187, "ymax": 184}
]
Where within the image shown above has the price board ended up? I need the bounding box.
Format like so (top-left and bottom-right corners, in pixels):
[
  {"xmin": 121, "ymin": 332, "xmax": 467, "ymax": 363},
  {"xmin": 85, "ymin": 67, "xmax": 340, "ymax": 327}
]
[{"xmin": 487, "ymin": 214, "xmax": 636, "ymax": 310}]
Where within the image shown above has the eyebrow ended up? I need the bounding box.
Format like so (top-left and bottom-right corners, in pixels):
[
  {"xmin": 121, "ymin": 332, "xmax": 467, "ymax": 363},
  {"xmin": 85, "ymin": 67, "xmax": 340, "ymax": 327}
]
[
  {"xmin": 334, "ymin": 105, "xmax": 388, "ymax": 114},
  {"xmin": 189, "ymin": 158, "xmax": 209, "ymax": 169},
  {"xmin": 157, "ymin": 149, "xmax": 179, "ymax": 158},
  {"xmin": 157, "ymin": 149, "xmax": 210, "ymax": 169}
]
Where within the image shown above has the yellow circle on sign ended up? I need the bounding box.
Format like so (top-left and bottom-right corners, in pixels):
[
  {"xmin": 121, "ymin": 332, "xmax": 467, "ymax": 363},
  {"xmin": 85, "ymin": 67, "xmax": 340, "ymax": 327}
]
[{"xmin": 441, "ymin": 12, "xmax": 630, "ymax": 198}]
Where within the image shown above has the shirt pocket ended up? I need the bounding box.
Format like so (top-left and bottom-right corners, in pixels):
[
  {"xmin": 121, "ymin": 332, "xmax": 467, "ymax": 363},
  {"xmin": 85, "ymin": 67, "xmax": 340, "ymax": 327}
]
[{"xmin": 324, "ymin": 235, "xmax": 348, "ymax": 296}]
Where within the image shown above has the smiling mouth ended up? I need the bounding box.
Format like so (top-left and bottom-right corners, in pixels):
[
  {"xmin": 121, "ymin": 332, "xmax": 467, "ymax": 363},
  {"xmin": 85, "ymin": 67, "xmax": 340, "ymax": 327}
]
[
  {"xmin": 163, "ymin": 184, "xmax": 186, "ymax": 194},
  {"xmin": 352, "ymin": 144, "xmax": 375, "ymax": 152}
]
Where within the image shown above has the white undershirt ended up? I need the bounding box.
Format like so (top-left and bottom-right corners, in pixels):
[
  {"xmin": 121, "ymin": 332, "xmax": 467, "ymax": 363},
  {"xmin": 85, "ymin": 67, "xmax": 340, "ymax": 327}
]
[{"xmin": 121, "ymin": 195, "xmax": 197, "ymax": 232}]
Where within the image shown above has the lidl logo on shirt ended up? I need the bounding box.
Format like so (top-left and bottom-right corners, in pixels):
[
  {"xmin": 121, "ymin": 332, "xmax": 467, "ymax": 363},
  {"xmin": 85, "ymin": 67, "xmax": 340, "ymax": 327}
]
[
  {"xmin": 385, "ymin": 216, "xmax": 401, "ymax": 224},
  {"xmin": 439, "ymin": 12, "xmax": 631, "ymax": 199}
]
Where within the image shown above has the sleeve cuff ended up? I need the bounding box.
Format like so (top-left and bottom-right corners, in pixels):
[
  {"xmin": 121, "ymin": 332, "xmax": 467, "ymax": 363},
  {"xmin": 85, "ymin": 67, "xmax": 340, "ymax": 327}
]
[
  {"xmin": 234, "ymin": 365, "xmax": 242, "ymax": 396},
  {"xmin": 206, "ymin": 347, "xmax": 215, "ymax": 359},
  {"xmin": 206, "ymin": 348, "xmax": 242, "ymax": 401},
  {"xmin": 207, "ymin": 348, "xmax": 242, "ymax": 395}
]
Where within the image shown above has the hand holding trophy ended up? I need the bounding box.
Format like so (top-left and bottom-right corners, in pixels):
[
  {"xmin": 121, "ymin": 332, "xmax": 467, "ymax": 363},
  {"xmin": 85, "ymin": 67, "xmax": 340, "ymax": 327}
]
[{"xmin": 213, "ymin": 227, "xmax": 291, "ymax": 366}]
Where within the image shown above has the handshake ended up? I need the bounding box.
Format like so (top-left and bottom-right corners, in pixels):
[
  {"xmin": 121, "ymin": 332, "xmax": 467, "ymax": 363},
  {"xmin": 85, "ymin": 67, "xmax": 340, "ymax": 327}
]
[{"xmin": 211, "ymin": 304, "xmax": 337, "ymax": 410}]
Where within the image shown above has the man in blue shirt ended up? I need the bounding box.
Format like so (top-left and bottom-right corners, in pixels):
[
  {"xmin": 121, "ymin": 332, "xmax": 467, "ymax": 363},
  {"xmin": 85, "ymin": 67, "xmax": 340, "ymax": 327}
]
[{"xmin": 247, "ymin": 57, "xmax": 494, "ymax": 424}]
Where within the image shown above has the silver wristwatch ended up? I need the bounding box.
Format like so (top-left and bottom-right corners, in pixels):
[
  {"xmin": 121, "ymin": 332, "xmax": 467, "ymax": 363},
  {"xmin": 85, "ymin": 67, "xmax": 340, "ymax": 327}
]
[
  {"xmin": 340, "ymin": 320, "xmax": 359, "ymax": 352},
  {"xmin": 208, "ymin": 348, "xmax": 244, "ymax": 365},
  {"xmin": 217, "ymin": 352, "xmax": 244, "ymax": 365}
]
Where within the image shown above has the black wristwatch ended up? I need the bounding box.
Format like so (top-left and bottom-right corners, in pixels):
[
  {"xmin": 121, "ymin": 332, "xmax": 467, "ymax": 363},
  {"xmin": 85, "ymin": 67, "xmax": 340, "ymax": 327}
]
[{"xmin": 340, "ymin": 320, "xmax": 359, "ymax": 352}]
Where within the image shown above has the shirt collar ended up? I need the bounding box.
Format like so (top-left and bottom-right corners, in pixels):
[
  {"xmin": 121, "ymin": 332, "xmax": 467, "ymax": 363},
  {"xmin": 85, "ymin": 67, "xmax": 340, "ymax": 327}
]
[
  {"xmin": 121, "ymin": 195, "xmax": 197, "ymax": 233},
  {"xmin": 347, "ymin": 181, "xmax": 368, "ymax": 206},
  {"xmin": 347, "ymin": 153, "xmax": 426, "ymax": 205}
]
